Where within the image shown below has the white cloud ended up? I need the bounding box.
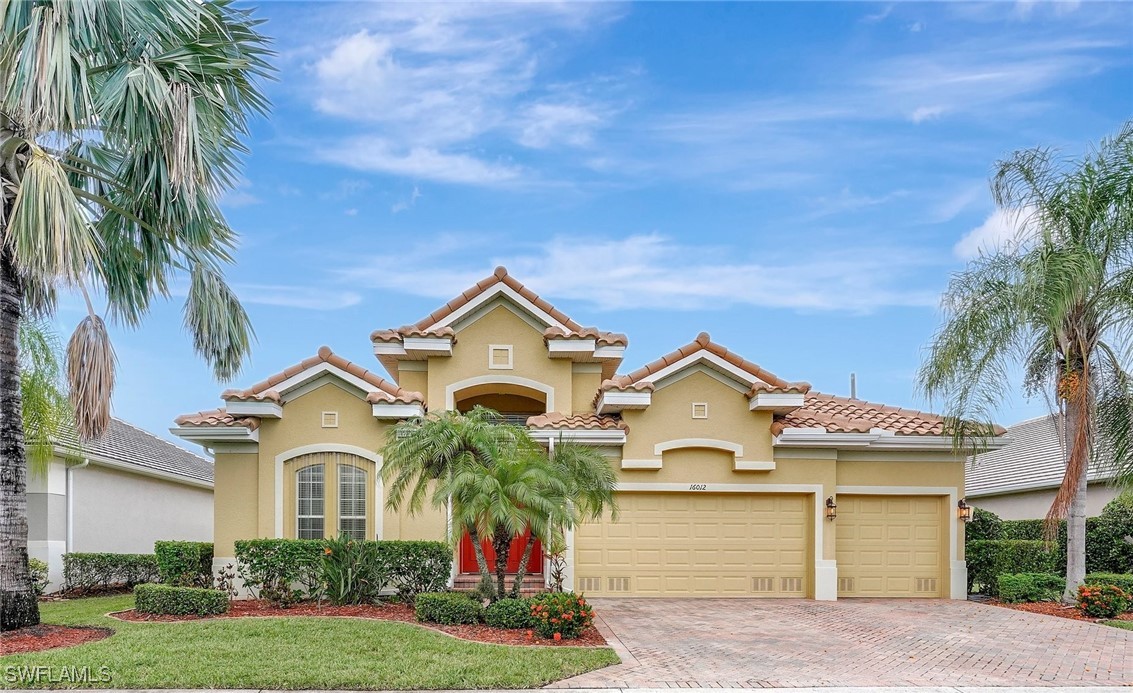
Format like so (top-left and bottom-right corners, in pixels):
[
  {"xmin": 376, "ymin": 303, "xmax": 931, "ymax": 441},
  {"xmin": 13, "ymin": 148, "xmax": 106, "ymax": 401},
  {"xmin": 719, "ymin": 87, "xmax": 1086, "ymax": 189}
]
[
  {"xmin": 343, "ymin": 208, "xmax": 358, "ymax": 216},
  {"xmin": 317, "ymin": 137, "xmax": 523, "ymax": 186},
  {"xmin": 235, "ymin": 284, "xmax": 363, "ymax": 311},
  {"xmin": 391, "ymin": 186, "xmax": 422, "ymax": 214},
  {"xmin": 910, "ymin": 105, "xmax": 945, "ymax": 123},
  {"xmin": 218, "ymin": 178, "xmax": 261, "ymax": 208},
  {"xmin": 337, "ymin": 233, "xmax": 941, "ymax": 314},
  {"xmin": 320, "ymin": 178, "xmax": 371, "ymax": 201},
  {"xmin": 862, "ymin": 5, "xmax": 894, "ymax": 23},
  {"xmin": 953, "ymin": 207, "xmax": 1035, "ymax": 260}
]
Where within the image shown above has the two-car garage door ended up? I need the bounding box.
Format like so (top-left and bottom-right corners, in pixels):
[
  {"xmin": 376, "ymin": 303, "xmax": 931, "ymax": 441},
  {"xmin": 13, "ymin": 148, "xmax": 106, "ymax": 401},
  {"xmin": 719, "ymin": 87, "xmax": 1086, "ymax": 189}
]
[{"xmin": 575, "ymin": 492, "xmax": 945, "ymax": 598}]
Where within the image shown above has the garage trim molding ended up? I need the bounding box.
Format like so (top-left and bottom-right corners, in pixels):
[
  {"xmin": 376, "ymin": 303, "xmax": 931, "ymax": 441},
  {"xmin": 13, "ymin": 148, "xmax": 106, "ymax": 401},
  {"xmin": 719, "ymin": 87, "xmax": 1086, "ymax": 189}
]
[
  {"xmin": 589, "ymin": 482, "xmax": 836, "ymax": 600},
  {"xmin": 835, "ymin": 485, "xmax": 965, "ymax": 599}
]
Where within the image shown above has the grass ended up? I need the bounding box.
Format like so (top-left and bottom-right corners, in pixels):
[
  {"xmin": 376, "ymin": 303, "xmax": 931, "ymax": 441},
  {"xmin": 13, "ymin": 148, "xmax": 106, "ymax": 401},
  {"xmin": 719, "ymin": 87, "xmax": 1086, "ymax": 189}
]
[
  {"xmin": 1, "ymin": 596, "xmax": 619, "ymax": 689},
  {"xmin": 1102, "ymin": 619, "xmax": 1133, "ymax": 631}
]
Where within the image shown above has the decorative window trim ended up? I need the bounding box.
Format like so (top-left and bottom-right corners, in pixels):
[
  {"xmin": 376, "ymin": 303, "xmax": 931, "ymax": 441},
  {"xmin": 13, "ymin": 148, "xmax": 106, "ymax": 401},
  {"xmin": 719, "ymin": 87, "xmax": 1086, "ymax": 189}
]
[
  {"xmin": 691, "ymin": 402, "xmax": 709, "ymax": 419},
  {"xmin": 321, "ymin": 411, "xmax": 339, "ymax": 428},
  {"xmin": 488, "ymin": 344, "xmax": 514, "ymax": 370}
]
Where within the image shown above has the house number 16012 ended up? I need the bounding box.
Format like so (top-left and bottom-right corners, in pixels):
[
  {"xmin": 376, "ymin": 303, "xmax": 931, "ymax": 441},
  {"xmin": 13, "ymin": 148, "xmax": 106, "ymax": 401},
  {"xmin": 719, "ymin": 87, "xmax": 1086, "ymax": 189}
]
[{"xmin": 689, "ymin": 484, "xmax": 707, "ymax": 491}]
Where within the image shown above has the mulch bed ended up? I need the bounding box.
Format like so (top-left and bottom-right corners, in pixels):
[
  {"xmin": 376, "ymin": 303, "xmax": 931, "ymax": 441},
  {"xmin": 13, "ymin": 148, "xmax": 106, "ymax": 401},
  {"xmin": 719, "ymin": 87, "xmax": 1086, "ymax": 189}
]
[
  {"xmin": 111, "ymin": 600, "xmax": 607, "ymax": 647},
  {"xmin": 988, "ymin": 599, "xmax": 1133, "ymax": 623},
  {"xmin": 0, "ymin": 624, "xmax": 112, "ymax": 654}
]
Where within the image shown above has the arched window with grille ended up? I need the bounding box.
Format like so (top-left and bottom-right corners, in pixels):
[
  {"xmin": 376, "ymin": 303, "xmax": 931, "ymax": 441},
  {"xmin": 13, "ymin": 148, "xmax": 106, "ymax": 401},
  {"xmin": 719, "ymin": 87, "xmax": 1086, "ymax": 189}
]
[
  {"xmin": 338, "ymin": 465, "xmax": 367, "ymax": 539},
  {"xmin": 296, "ymin": 464, "xmax": 325, "ymax": 539}
]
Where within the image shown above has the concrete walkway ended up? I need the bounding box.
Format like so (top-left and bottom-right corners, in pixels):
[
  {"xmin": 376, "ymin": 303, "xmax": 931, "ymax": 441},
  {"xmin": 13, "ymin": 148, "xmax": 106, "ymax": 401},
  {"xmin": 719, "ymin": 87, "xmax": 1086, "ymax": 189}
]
[{"xmin": 549, "ymin": 598, "xmax": 1133, "ymax": 688}]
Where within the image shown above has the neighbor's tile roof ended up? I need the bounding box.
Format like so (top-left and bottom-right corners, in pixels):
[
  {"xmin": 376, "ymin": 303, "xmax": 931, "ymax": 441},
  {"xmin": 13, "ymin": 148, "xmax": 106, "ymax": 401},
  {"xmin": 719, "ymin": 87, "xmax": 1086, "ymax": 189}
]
[
  {"xmin": 174, "ymin": 408, "xmax": 260, "ymax": 431},
  {"xmin": 601, "ymin": 332, "xmax": 799, "ymax": 392},
  {"xmin": 770, "ymin": 392, "xmax": 952, "ymax": 436},
  {"xmin": 966, "ymin": 415, "xmax": 1115, "ymax": 497},
  {"xmin": 222, "ymin": 345, "xmax": 423, "ymax": 405},
  {"xmin": 526, "ymin": 412, "xmax": 628, "ymax": 431},
  {"xmin": 57, "ymin": 417, "xmax": 214, "ymax": 484},
  {"xmin": 408, "ymin": 266, "xmax": 585, "ymax": 332}
]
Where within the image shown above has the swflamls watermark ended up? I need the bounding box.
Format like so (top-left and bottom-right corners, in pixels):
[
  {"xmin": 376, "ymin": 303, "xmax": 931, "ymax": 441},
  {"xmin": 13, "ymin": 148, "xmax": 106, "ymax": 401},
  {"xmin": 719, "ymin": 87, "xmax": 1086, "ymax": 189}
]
[{"xmin": 4, "ymin": 665, "xmax": 113, "ymax": 684}]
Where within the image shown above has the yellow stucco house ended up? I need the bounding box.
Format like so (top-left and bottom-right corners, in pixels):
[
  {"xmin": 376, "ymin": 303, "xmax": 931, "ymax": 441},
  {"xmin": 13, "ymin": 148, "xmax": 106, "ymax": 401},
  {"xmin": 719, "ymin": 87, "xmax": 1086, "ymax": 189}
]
[{"xmin": 173, "ymin": 267, "xmax": 1003, "ymax": 601}]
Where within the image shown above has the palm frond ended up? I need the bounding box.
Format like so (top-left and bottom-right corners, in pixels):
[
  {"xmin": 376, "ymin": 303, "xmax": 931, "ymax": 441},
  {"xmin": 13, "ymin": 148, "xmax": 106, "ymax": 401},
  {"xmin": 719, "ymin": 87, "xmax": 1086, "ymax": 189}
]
[{"xmin": 65, "ymin": 313, "xmax": 114, "ymax": 440}]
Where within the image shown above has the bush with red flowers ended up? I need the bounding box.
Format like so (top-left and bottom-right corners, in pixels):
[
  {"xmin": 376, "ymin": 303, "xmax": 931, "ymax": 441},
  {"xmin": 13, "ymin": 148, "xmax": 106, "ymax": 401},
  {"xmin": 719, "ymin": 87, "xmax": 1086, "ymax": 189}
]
[
  {"xmin": 1077, "ymin": 583, "xmax": 1130, "ymax": 618},
  {"xmin": 528, "ymin": 591, "xmax": 593, "ymax": 640}
]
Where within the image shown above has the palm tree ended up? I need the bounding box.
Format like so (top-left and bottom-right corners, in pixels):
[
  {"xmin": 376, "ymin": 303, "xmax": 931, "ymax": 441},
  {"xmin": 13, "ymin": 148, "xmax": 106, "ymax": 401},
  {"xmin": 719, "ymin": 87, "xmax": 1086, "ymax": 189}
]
[
  {"xmin": 919, "ymin": 122, "xmax": 1133, "ymax": 600},
  {"xmin": 0, "ymin": 0, "xmax": 271, "ymax": 630},
  {"xmin": 20, "ymin": 319, "xmax": 72, "ymax": 478}
]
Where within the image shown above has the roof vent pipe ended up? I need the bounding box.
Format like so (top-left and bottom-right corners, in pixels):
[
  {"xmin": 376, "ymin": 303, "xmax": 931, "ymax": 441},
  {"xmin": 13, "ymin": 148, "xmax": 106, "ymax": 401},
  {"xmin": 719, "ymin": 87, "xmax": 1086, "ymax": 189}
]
[{"xmin": 850, "ymin": 373, "xmax": 857, "ymax": 400}]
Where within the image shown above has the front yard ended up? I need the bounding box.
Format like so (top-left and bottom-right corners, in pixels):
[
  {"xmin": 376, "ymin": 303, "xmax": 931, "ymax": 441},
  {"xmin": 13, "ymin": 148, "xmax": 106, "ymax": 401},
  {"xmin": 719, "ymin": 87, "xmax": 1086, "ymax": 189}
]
[{"xmin": 0, "ymin": 596, "xmax": 618, "ymax": 689}]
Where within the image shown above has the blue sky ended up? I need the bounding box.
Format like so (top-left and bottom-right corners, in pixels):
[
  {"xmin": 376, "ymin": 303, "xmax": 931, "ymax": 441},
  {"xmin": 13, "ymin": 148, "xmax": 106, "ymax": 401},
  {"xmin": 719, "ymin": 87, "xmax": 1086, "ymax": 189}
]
[{"xmin": 64, "ymin": 1, "xmax": 1132, "ymax": 446}]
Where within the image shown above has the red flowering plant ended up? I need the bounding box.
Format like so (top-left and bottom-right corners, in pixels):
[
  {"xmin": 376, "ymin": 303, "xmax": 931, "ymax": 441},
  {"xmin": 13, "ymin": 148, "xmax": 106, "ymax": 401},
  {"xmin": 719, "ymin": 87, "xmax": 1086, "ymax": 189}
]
[
  {"xmin": 1077, "ymin": 584, "xmax": 1130, "ymax": 618},
  {"xmin": 528, "ymin": 591, "xmax": 594, "ymax": 639}
]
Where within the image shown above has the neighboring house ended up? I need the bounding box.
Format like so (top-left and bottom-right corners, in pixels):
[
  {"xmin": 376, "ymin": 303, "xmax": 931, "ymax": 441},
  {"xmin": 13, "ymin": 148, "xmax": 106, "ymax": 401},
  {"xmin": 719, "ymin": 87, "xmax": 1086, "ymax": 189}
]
[
  {"xmin": 27, "ymin": 417, "xmax": 214, "ymax": 591},
  {"xmin": 967, "ymin": 414, "xmax": 1121, "ymax": 520},
  {"xmin": 173, "ymin": 267, "xmax": 1007, "ymax": 601}
]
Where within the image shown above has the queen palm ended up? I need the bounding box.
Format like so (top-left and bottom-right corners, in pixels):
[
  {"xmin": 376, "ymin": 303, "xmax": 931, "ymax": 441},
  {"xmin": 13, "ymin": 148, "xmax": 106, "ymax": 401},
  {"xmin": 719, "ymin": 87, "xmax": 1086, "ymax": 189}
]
[
  {"xmin": 919, "ymin": 122, "xmax": 1133, "ymax": 600},
  {"xmin": 0, "ymin": 0, "xmax": 271, "ymax": 629}
]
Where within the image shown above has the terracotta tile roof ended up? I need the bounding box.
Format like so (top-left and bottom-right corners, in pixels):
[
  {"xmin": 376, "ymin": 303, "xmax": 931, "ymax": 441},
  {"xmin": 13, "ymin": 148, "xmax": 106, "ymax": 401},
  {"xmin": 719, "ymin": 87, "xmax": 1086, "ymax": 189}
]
[
  {"xmin": 370, "ymin": 326, "xmax": 455, "ymax": 343},
  {"xmin": 220, "ymin": 389, "xmax": 281, "ymax": 403},
  {"xmin": 606, "ymin": 332, "xmax": 792, "ymax": 391},
  {"xmin": 526, "ymin": 412, "xmax": 628, "ymax": 431},
  {"xmin": 599, "ymin": 379, "xmax": 656, "ymax": 393},
  {"xmin": 749, "ymin": 382, "xmax": 812, "ymax": 396},
  {"xmin": 543, "ymin": 326, "xmax": 628, "ymax": 347},
  {"xmin": 174, "ymin": 408, "xmax": 261, "ymax": 431},
  {"xmin": 770, "ymin": 392, "xmax": 960, "ymax": 436},
  {"xmin": 411, "ymin": 266, "xmax": 585, "ymax": 332},
  {"xmin": 223, "ymin": 346, "xmax": 424, "ymax": 404}
]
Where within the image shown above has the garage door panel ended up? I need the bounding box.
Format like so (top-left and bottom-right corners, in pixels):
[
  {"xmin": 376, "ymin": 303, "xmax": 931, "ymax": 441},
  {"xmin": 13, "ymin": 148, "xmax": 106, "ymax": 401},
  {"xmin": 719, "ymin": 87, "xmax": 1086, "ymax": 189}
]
[
  {"xmin": 576, "ymin": 493, "xmax": 810, "ymax": 597},
  {"xmin": 837, "ymin": 495, "xmax": 943, "ymax": 598}
]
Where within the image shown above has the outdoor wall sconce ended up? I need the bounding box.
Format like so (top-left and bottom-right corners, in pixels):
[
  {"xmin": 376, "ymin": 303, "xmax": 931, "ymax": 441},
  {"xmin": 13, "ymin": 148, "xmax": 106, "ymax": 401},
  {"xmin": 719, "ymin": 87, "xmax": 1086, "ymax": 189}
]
[
  {"xmin": 958, "ymin": 498, "xmax": 972, "ymax": 523},
  {"xmin": 825, "ymin": 496, "xmax": 837, "ymax": 521}
]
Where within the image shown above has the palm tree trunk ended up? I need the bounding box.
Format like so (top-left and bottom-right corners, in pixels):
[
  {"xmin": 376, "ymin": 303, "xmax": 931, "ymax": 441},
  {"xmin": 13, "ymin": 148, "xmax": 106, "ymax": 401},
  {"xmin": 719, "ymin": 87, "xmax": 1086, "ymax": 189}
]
[
  {"xmin": 492, "ymin": 528, "xmax": 511, "ymax": 600},
  {"xmin": 510, "ymin": 533, "xmax": 537, "ymax": 598},
  {"xmin": 1060, "ymin": 382, "xmax": 1090, "ymax": 603},
  {"xmin": 467, "ymin": 526, "xmax": 493, "ymax": 587},
  {"xmin": 0, "ymin": 245, "xmax": 39, "ymax": 630}
]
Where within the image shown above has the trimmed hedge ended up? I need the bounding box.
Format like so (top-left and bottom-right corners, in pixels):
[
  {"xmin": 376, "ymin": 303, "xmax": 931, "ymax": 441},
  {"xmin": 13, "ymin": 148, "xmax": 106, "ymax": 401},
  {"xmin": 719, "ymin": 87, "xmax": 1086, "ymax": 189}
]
[
  {"xmin": 967, "ymin": 540, "xmax": 1059, "ymax": 595},
  {"xmin": 134, "ymin": 583, "xmax": 229, "ymax": 616},
  {"xmin": 966, "ymin": 507, "xmax": 1003, "ymax": 542},
  {"xmin": 154, "ymin": 541, "xmax": 213, "ymax": 588},
  {"xmin": 997, "ymin": 572, "xmax": 1065, "ymax": 603},
  {"xmin": 233, "ymin": 538, "xmax": 452, "ymax": 605},
  {"xmin": 485, "ymin": 597, "xmax": 533, "ymax": 629},
  {"xmin": 63, "ymin": 553, "xmax": 159, "ymax": 591},
  {"xmin": 415, "ymin": 592, "xmax": 483, "ymax": 625}
]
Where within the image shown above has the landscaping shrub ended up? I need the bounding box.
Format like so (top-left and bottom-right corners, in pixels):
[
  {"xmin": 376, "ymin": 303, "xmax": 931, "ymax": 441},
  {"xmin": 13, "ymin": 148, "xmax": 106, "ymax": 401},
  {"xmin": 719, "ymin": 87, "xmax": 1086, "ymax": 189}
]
[
  {"xmin": 28, "ymin": 557, "xmax": 50, "ymax": 596},
  {"xmin": 154, "ymin": 541, "xmax": 213, "ymax": 587},
  {"xmin": 321, "ymin": 535, "xmax": 390, "ymax": 605},
  {"xmin": 234, "ymin": 538, "xmax": 324, "ymax": 605},
  {"xmin": 996, "ymin": 572, "xmax": 1066, "ymax": 603},
  {"xmin": 415, "ymin": 592, "xmax": 484, "ymax": 625},
  {"xmin": 1087, "ymin": 492, "xmax": 1133, "ymax": 574},
  {"xmin": 966, "ymin": 540, "xmax": 1059, "ymax": 595},
  {"xmin": 134, "ymin": 583, "xmax": 229, "ymax": 616},
  {"xmin": 485, "ymin": 597, "xmax": 533, "ymax": 629},
  {"xmin": 528, "ymin": 591, "xmax": 593, "ymax": 640},
  {"xmin": 63, "ymin": 552, "xmax": 159, "ymax": 591},
  {"xmin": 377, "ymin": 541, "xmax": 452, "ymax": 605},
  {"xmin": 966, "ymin": 507, "xmax": 1002, "ymax": 541},
  {"xmin": 1084, "ymin": 573, "xmax": 1133, "ymax": 607},
  {"xmin": 1077, "ymin": 583, "xmax": 1130, "ymax": 618}
]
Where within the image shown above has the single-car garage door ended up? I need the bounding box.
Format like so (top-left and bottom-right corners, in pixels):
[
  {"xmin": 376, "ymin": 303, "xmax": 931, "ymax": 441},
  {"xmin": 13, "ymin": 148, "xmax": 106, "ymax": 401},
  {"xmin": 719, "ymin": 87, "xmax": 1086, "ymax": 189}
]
[
  {"xmin": 574, "ymin": 493, "xmax": 810, "ymax": 597},
  {"xmin": 836, "ymin": 495, "xmax": 944, "ymax": 597}
]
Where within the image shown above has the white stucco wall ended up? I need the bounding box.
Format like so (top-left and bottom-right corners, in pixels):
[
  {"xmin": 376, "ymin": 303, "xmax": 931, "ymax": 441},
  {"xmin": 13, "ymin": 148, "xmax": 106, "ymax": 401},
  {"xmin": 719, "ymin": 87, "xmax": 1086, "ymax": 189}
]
[{"xmin": 971, "ymin": 482, "xmax": 1121, "ymax": 520}]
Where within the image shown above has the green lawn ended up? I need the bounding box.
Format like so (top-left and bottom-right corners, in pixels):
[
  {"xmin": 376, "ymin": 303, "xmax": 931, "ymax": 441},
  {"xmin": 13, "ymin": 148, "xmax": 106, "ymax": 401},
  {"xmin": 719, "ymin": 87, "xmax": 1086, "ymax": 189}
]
[
  {"xmin": 1, "ymin": 596, "xmax": 618, "ymax": 689},
  {"xmin": 1103, "ymin": 619, "xmax": 1133, "ymax": 631}
]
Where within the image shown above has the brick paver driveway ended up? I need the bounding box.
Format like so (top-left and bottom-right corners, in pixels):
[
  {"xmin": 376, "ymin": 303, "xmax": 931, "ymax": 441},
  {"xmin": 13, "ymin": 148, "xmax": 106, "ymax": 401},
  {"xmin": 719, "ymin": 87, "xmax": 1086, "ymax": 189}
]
[{"xmin": 549, "ymin": 598, "xmax": 1133, "ymax": 688}]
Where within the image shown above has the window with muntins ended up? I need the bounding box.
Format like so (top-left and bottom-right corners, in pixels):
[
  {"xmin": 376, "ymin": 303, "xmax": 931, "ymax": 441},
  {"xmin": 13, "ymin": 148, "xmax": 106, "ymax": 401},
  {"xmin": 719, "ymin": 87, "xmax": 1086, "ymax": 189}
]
[
  {"xmin": 339, "ymin": 465, "xmax": 367, "ymax": 539},
  {"xmin": 296, "ymin": 464, "xmax": 325, "ymax": 539}
]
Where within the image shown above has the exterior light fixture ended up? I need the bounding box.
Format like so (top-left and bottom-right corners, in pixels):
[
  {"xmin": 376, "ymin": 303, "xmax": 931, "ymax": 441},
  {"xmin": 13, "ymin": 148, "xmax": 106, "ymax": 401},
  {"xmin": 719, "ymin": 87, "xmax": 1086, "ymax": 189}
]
[
  {"xmin": 825, "ymin": 496, "xmax": 837, "ymax": 521},
  {"xmin": 957, "ymin": 498, "xmax": 972, "ymax": 523}
]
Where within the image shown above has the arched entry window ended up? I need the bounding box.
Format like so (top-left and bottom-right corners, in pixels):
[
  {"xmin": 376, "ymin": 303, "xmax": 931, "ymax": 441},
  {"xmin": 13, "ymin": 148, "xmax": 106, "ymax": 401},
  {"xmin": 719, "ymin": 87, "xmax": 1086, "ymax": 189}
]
[{"xmin": 285, "ymin": 451, "xmax": 376, "ymax": 540}]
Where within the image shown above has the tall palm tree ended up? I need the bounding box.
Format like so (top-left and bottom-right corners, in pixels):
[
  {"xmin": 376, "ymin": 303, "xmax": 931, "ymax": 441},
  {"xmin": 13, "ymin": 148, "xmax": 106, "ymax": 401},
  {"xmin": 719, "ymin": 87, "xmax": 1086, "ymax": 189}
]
[
  {"xmin": 0, "ymin": 0, "xmax": 271, "ymax": 630},
  {"xmin": 919, "ymin": 122, "xmax": 1133, "ymax": 600}
]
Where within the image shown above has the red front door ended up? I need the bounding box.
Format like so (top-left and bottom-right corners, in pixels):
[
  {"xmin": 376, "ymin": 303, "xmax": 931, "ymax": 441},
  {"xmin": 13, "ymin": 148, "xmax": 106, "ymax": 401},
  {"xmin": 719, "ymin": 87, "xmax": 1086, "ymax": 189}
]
[{"xmin": 460, "ymin": 530, "xmax": 543, "ymax": 574}]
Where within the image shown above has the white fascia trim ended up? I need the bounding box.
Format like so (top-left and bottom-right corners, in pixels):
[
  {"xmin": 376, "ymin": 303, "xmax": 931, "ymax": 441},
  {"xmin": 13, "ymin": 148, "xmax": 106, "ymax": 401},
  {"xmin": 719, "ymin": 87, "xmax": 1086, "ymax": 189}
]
[
  {"xmin": 776, "ymin": 429, "xmax": 1010, "ymax": 452},
  {"xmin": 209, "ymin": 442, "xmax": 260, "ymax": 454},
  {"xmin": 612, "ymin": 481, "xmax": 832, "ymax": 601},
  {"xmin": 734, "ymin": 460, "xmax": 776, "ymax": 471},
  {"xmin": 444, "ymin": 374, "xmax": 554, "ymax": 411},
  {"xmin": 547, "ymin": 339, "xmax": 596, "ymax": 357},
  {"xmin": 372, "ymin": 403, "xmax": 425, "ymax": 419},
  {"xmin": 225, "ymin": 400, "xmax": 283, "ymax": 418},
  {"xmin": 270, "ymin": 362, "xmax": 379, "ymax": 401},
  {"xmin": 373, "ymin": 342, "xmax": 408, "ymax": 357},
  {"xmin": 530, "ymin": 429, "xmax": 626, "ymax": 445},
  {"xmin": 170, "ymin": 426, "xmax": 259, "ymax": 444},
  {"xmin": 274, "ymin": 444, "xmax": 383, "ymax": 539},
  {"xmin": 429, "ymin": 284, "xmax": 568, "ymax": 331},
  {"xmin": 593, "ymin": 345, "xmax": 626, "ymax": 360},
  {"xmin": 595, "ymin": 390, "xmax": 651, "ymax": 414},
  {"xmin": 654, "ymin": 438, "xmax": 743, "ymax": 457},
  {"xmin": 403, "ymin": 337, "xmax": 453, "ymax": 355},
  {"xmin": 641, "ymin": 350, "xmax": 757, "ymax": 389},
  {"xmin": 749, "ymin": 392, "xmax": 805, "ymax": 412},
  {"xmin": 621, "ymin": 459, "xmax": 663, "ymax": 470},
  {"xmin": 835, "ymin": 484, "xmax": 963, "ymax": 599}
]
